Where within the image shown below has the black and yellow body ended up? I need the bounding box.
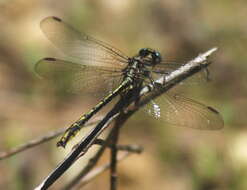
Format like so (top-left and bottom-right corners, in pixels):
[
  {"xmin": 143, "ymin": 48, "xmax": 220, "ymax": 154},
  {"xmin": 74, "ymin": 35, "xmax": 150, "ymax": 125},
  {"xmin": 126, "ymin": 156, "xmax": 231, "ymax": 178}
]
[
  {"xmin": 56, "ymin": 78, "xmax": 132, "ymax": 147},
  {"xmin": 56, "ymin": 50, "xmax": 161, "ymax": 147},
  {"xmin": 36, "ymin": 16, "xmax": 223, "ymax": 149}
]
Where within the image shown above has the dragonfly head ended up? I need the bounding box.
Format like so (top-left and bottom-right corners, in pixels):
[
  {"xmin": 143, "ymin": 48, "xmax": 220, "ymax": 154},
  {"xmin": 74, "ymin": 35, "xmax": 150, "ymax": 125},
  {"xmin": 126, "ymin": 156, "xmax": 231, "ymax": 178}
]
[{"xmin": 138, "ymin": 48, "xmax": 162, "ymax": 66}]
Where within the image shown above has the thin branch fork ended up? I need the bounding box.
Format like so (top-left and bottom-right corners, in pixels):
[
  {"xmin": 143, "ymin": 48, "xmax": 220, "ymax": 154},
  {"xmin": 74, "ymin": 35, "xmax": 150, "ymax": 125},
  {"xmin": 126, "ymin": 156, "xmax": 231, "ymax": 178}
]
[
  {"xmin": 33, "ymin": 47, "xmax": 218, "ymax": 190},
  {"xmin": 0, "ymin": 117, "xmax": 102, "ymax": 160},
  {"xmin": 62, "ymin": 128, "xmax": 142, "ymax": 190},
  {"xmin": 72, "ymin": 151, "xmax": 140, "ymax": 190}
]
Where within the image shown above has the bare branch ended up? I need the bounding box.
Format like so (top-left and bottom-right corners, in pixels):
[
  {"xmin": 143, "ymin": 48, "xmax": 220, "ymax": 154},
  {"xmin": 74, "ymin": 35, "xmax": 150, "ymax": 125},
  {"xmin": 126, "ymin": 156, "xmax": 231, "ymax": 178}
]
[
  {"xmin": 109, "ymin": 119, "xmax": 121, "ymax": 190},
  {"xmin": 141, "ymin": 47, "xmax": 218, "ymax": 95},
  {"xmin": 63, "ymin": 137, "xmax": 142, "ymax": 190},
  {"xmin": 62, "ymin": 125, "xmax": 118, "ymax": 190},
  {"xmin": 34, "ymin": 112, "xmax": 120, "ymax": 190},
  {"xmin": 74, "ymin": 151, "xmax": 139, "ymax": 189},
  {"xmin": 94, "ymin": 139, "xmax": 143, "ymax": 153},
  {"xmin": 0, "ymin": 117, "xmax": 102, "ymax": 160}
]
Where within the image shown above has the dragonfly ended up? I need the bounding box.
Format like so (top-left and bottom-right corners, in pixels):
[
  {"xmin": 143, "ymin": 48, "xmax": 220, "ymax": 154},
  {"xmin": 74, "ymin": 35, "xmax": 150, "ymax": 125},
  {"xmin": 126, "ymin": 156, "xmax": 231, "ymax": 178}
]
[{"xmin": 35, "ymin": 16, "xmax": 224, "ymax": 148}]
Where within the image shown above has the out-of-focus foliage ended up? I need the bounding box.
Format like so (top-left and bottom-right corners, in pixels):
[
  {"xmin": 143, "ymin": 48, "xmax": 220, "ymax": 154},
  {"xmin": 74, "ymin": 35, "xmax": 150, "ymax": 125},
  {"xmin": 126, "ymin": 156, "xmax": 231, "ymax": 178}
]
[{"xmin": 0, "ymin": 0, "xmax": 247, "ymax": 189}]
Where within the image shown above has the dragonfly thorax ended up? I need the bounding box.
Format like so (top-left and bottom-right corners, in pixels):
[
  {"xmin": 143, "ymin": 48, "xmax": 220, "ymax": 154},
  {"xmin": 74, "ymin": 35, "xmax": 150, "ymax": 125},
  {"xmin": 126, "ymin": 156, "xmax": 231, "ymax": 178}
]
[
  {"xmin": 123, "ymin": 49, "xmax": 161, "ymax": 83},
  {"xmin": 124, "ymin": 48, "xmax": 162, "ymax": 80}
]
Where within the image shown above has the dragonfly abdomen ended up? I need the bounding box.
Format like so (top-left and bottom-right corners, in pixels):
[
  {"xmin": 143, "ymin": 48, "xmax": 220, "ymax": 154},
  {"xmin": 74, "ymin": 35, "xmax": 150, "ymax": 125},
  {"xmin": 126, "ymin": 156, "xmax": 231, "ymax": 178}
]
[{"xmin": 57, "ymin": 78, "xmax": 132, "ymax": 148}]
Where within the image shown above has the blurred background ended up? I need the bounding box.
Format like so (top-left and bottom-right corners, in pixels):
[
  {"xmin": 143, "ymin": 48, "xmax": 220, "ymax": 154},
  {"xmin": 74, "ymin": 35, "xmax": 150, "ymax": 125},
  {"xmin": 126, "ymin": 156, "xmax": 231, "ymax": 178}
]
[{"xmin": 0, "ymin": 0, "xmax": 247, "ymax": 189}]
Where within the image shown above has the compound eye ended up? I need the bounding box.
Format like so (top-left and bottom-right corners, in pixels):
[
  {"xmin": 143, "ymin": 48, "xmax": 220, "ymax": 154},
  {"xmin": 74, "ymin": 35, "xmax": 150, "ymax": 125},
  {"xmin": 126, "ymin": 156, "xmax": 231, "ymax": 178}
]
[
  {"xmin": 139, "ymin": 48, "xmax": 148, "ymax": 57},
  {"xmin": 155, "ymin": 56, "xmax": 162, "ymax": 64},
  {"xmin": 155, "ymin": 52, "xmax": 160, "ymax": 58},
  {"xmin": 152, "ymin": 52, "xmax": 162, "ymax": 64}
]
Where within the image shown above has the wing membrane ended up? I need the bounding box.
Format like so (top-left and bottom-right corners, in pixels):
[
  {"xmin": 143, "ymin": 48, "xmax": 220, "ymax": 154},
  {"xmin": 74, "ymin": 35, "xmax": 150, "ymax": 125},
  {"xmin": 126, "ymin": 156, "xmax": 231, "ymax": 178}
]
[
  {"xmin": 146, "ymin": 94, "xmax": 224, "ymax": 130},
  {"xmin": 35, "ymin": 58, "xmax": 123, "ymax": 94},
  {"xmin": 40, "ymin": 16, "xmax": 129, "ymax": 68}
]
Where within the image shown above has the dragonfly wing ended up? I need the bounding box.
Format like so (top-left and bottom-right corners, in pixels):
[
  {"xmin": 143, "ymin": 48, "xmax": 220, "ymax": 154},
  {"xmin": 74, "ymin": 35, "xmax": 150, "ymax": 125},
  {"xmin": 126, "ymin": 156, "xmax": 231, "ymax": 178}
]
[
  {"xmin": 40, "ymin": 16, "xmax": 129, "ymax": 68},
  {"xmin": 143, "ymin": 100, "xmax": 162, "ymax": 119},
  {"xmin": 147, "ymin": 93, "xmax": 224, "ymax": 130},
  {"xmin": 35, "ymin": 58, "xmax": 123, "ymax": 94}
]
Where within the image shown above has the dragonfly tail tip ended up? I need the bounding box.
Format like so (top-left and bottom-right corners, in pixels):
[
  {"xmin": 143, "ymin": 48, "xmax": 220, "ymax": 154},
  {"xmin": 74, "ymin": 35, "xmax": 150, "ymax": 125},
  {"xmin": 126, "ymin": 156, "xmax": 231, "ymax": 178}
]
[{"xmin": 56, "ymin": 141, "xmax": 66, "ymax": 148}]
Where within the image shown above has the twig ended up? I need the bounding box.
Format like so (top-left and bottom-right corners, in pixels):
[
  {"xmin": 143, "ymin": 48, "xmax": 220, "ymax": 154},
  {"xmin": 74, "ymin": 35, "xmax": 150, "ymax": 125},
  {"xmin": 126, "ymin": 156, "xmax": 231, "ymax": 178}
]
[
  {"xmin": 75, "ymin": 151, "xmax": 141, "ymax": 189},
  {"xmin": 0, "ymin": 117, "xmax": 102, "ymax": 160},
  {"xmin": 62, "ymin": 124, "xmax": 118, "ymax": 190},
  {"xmin": 94, "ymin": 139, "xmax": 143, "ymax": 153},
  {"xmin": 141, "ymin": 47, "xmax": 218, "ymax": 95},
  {"xmin": 34, "ymin": 105, "xmax": 122, "ymax": 190},
  {"xmin": 109, "ymin": 119, "xmax": 121, "ymax": 190},
  {"xmin": 34, "ymin": 48, "xmax": 217, "ymax": 190},
  {"xmin": 63, "ymin": 139, "xmax": 142, "ymax": 190}
]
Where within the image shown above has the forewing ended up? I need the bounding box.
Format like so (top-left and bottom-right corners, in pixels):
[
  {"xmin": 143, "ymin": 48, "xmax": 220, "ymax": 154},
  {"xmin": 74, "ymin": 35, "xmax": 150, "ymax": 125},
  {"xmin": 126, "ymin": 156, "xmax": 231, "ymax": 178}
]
[
  {"xmin": 40, "ymin": 16, "xmax": 129, "ymax": 68},
  {"xmin": 147, "ymin": 93, "xmax": 224, "ymax": 130},
  {"xmin": 35, "ymin": 58, "xmax": 123, "ymax": 94}
]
